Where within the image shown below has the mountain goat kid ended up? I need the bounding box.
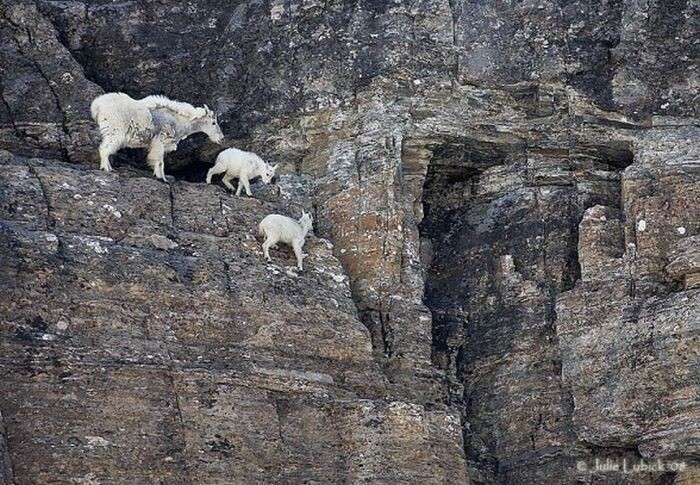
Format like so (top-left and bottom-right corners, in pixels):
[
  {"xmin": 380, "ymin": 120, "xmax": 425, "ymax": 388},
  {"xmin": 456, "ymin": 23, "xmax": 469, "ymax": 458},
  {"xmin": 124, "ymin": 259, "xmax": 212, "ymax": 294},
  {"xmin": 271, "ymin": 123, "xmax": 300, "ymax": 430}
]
[
  {"xmin": 91, "ymin": 92, "xmax": 224, "ymax": 180},
  {"xmin": 258, "ymin": 211, "xmax": 314, "ymax": 271},
  {"xmin": 206, "ymin": 147, "xmax": 278, "ymax": 197}
]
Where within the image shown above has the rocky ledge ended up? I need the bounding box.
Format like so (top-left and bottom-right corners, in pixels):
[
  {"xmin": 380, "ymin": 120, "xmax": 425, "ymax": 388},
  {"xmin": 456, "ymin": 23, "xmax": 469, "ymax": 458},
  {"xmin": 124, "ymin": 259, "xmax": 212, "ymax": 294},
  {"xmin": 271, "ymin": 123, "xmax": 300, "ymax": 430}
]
[
  {"xmin": 1, "ymin": 0, "xmax": 699, "ymax": 483},
  {"xmin": 0, "ymin": 151, "xmax": 466, "ymax": 483}
]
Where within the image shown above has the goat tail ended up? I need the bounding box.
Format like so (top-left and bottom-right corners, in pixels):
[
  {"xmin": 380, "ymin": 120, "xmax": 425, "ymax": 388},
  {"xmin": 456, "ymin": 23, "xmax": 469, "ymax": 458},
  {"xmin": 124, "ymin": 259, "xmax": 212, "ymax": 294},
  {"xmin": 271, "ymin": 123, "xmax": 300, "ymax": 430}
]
[{"xmin": 90, "ymin": 97, "xmax": 102, "ymax": 122}]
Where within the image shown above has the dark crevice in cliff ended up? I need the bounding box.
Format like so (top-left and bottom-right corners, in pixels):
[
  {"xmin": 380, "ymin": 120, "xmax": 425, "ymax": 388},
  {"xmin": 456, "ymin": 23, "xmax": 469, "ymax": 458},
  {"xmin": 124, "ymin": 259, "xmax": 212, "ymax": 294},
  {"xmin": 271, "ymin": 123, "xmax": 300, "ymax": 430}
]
[
  {"xmin": 222, "ymin": 260, "xmax": 233, "ymax": 293},
  {"xmin": 359, "ymin": 310, "xmax": 393, "ymax": 360},
  {"xmin": 420, "ymin": 135, "xmax": 523, "ymax": 375},
  {"xmin": 566, "ymin": 10, "xmax": 624, "ymax": 113},
  {"xmin": 567, "ymin": 140, "xmax": 635, "ymax": 290},
  {"xmin": 418, "ymin": 134, "xmax": 637, "ymax": 481},
  {"xmin": 166, "ymin": 367, "xmax": 187, "ymax": 445},
  {"xmin": 2, "ymin": 13, "xmax": 73, "ymax": 163},
  {"xmin": 419, "ymin": 135, "xmax": 519, "ymax": 478},
  {"xmin": 32, "ymin": 58, "xmax": 72, "ymax": 162},
  {"xmin": 574, "ymin": 141, "xmax": 634, "ymax": 172},
  {"xmin": 447, "ymin": 0, "xmax": 462, "ymax": 84},
  {"xmin": 168, "ymin": 181, "xmax": 177, "ymax": 228},
  {"xmin": 0, "ymin": 85, "xmax": 20, "ymax": 141},
  {"xmin": 0, "ymin": 410, "xmax": 15, "ymax": 484},
  {"xmin": 25, "ymin": 162, "xmax": 54, "ymax": 231}
]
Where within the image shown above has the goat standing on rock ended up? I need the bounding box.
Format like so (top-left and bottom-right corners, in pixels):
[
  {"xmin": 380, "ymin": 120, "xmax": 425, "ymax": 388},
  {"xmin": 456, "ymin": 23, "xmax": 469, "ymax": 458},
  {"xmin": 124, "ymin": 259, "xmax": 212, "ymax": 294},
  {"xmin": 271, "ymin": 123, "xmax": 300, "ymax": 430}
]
[
  {"xmin": 259, "ymin": 211, "xmax": 313, "ymax": 271},
  {"xmin": 91, "ymin": 92, "xmax": 224, "ymax": 181},
  {"xmin": 206, "ymin": 147, "xmax": 277, "ymax": 197}
]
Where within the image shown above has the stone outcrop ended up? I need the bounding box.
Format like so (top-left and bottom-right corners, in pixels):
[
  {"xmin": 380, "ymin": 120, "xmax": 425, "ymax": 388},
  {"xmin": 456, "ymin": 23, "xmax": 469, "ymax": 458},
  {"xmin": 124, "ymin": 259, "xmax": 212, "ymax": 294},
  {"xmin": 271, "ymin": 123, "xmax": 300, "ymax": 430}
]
[
  {"xmin": 556, "ymin": 130, "xmax": 700, "ymax": 461},
  {"xmin": 0, "ymin": 0, "xmax": 698, "ymax": 483},
  {"xmin": 0, "ymin": 2, "xmax": 101, "ymax": 162},
  {"xmin": 0, "ymin": 151, "xmax": 467, "ymax": 483}
]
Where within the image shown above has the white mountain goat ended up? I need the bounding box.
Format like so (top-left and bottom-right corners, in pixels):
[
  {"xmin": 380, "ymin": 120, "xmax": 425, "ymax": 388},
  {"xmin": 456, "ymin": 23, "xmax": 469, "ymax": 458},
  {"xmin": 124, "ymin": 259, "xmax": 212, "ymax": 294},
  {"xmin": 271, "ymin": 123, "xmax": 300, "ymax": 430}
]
[
  {"xmin": 206, "ymin": 147, "xmax": 277, "ymax": 196},
  {"xmin": 258, "ymin": 211, "xmax": 314, "ymax": 270},
  {"xmin": 90, "ymin": 92, "xmax": 224, "ymax": 180}
]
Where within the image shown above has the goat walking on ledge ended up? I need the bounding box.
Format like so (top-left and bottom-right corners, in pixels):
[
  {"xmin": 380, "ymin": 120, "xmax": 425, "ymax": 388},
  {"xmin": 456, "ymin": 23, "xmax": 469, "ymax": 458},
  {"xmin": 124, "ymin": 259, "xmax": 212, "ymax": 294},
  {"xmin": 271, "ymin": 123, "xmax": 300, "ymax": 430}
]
[
  {"xmin": 90, "ymin": 92, "xmax": 224, "ymax": 180},
  {"xmin": 259, "ymin": 211, "xmax": 313, "ymax": 270},
  {"xmin": 207, "ymin": 147, "xmax": 277, "ymax": 197}
]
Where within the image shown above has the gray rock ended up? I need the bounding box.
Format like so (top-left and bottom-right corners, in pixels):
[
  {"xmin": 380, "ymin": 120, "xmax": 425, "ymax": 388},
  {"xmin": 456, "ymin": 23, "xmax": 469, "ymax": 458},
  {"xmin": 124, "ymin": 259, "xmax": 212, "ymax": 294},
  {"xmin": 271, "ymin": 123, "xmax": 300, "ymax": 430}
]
[
  {"xmin": 149, "ymin": 234, "xmax": 179, "ymax": 251},
  {"xmin": 1, "ymin": 0, "xmax": 698, "ymax": 483}
]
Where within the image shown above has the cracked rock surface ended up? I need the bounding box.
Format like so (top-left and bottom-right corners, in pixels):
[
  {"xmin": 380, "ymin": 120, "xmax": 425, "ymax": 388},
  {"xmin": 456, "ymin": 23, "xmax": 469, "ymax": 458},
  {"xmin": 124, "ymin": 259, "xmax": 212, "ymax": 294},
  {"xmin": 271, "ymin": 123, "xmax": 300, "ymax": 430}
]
[
  {"xmin": 1, "ymin": 0, "xmax": 698, "ymax": 483},
  {"xmin": 0, "ymin": 152, "xmax": 466, "ymax": 483}
]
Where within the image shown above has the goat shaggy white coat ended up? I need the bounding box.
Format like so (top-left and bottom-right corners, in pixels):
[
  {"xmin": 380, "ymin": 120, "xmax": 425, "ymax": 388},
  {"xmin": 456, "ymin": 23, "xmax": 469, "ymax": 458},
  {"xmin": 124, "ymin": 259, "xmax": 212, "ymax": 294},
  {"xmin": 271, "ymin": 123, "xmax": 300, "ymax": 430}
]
[
  {"xmin": 259, "ymin": 211, "xmax": 313, "ymax": 270},
  {"xmin": 90, "ymin": 92, "xmax": 224, "ymax": 180},
  {"xmin": 206, "ymin": 147, "xmax": 277, "ymax": 196}
]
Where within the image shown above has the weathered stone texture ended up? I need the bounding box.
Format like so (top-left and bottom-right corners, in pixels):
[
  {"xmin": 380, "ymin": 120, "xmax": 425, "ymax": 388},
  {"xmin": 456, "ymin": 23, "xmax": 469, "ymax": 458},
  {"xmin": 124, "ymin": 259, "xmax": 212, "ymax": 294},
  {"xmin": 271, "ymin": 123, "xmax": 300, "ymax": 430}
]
[
  {"xmin": 0, "ymin": 153, "xmax": 467, "ymax": 483},
  {"xmin": 0, "ymin": 411, "xmax": 12, "ymax": 485},
  {"xmin": 556, "ymin": 130, "xmax": 700, "ymax": 462},
  {"xmin": 1, "ymin": 0, "xmax": 698, "ymax": 483},
  {"xmin": 0, "ymin": 2, "xmax": 102, "ymax": 162}
]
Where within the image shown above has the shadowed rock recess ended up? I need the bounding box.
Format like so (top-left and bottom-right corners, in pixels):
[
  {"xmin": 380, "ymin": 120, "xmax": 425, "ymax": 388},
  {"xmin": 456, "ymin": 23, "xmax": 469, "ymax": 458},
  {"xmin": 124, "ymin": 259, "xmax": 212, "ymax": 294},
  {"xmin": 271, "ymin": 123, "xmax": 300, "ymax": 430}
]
[{"xmin": 0, "ymin": 1, "xmax": 698, "ymax": 483}]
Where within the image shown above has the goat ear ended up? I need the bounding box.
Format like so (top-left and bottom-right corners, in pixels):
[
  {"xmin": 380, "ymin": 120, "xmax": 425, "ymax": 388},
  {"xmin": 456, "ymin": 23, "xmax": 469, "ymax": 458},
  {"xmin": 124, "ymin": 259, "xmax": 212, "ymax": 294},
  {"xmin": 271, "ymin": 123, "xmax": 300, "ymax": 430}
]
[{"xmin": 272, "ymin": 164, "xmax": 278, "ymax": 172}]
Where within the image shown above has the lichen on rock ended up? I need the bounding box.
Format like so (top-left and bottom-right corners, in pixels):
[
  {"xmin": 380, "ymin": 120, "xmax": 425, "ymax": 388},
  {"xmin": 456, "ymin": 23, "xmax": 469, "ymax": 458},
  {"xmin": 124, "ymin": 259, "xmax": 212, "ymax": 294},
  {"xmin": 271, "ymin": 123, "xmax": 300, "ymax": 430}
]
[{"xmin": 1, "ymin": 0, "xmax": 698, "ymax": 483}]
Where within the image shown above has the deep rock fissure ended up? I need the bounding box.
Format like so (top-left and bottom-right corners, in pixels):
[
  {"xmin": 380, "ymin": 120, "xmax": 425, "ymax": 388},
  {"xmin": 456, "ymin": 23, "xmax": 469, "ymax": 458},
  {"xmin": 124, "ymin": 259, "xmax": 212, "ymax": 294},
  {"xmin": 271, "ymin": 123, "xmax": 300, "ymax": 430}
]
[
  {"xmin": 2, "ymin": 10, "xmax": 73, "ymax": 162},
  {"xmin": 29, "ymin": 59, "xmax": 72, "ymax": 163},
  {"xmin": 359, "ymin": 309, "xmax": 393, "ymax": 360},
  {"xmin": 0, "ymin": 410, "xmax": 15, "ymax": 484},
  {"xmin": 25, "ymin": 162, "xmax": 54, "ymax": 230},
  {"xmin": 418, "ymin": 134, "xmax": 636, "ymax": 480},
  {"xmin": 0, "ymin": 0, "xmax": 696, "ymax": 482},
  {"xmin": 0, "ymin": 86, "xmax": 20, "ymax": 140}
]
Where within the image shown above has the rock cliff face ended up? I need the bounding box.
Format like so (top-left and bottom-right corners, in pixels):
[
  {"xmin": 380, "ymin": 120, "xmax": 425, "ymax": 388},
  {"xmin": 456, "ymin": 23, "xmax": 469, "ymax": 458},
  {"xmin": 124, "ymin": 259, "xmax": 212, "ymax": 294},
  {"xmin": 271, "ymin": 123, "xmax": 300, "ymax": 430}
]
[{"xmin": 0, "ymin": 1, "xmax": 698, "ymax": 484}]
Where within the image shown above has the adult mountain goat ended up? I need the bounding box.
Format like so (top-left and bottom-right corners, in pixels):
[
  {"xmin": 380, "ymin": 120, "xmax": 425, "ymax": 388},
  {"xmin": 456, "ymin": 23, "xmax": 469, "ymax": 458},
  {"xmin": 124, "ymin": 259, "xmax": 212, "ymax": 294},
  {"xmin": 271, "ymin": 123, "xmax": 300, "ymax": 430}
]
[
  {"xmin": 90, "ymin": 93, "xmax": 224, "ymax": 180},
  {"xmin": 259, "ymin": 211, "xmax": 313, "ymax": 271},
  {"xmin": 206, "ymin": 147, "xmax": 277, "ymax": 197}
]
